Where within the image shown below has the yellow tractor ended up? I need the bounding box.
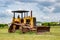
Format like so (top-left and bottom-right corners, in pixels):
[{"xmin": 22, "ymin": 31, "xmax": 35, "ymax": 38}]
[
  {"xmin": 8, "ymin": 10, "xmax": 50, "ymax": 34},
  {"xmin": 8, "ymin": 10, "xmax": 36, "ymax": 33}
]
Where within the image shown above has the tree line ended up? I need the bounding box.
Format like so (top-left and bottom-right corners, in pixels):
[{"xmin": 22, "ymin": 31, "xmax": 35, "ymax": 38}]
[
  {"xmin": 0, "ymin": 24, "xmax": 8, "ymax": 28},
  {"xmin": 42, "ymin": 22, "xmax": 60, "ymax": 26},
  {"xmin": 37, "ymin": 21, "xmax": 60, "ymax": 26}
]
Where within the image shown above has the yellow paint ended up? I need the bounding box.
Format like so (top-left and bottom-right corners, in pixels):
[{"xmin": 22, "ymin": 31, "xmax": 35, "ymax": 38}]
[
  {"xmin": 12, "ymin": 16, "xmax": 36, "ymax": 28},
  {"xmin": 24, "ymin": 17, "xmax": 36, "ymax": 28},
  {"xmin": 12, "ymin": 18, "xmax": 20, "ymax": 23}
]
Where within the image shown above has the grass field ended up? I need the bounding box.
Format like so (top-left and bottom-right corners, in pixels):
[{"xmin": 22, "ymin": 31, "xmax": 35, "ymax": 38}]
[{"xmin": 0, "ymin": 26, "xmax": 60, "ymax": 40}]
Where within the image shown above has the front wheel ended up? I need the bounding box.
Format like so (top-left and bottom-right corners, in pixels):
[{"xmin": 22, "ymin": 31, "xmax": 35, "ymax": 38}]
[{"xmin": 8, "ymin": 24, "xmax": 16, "ymax": 33}]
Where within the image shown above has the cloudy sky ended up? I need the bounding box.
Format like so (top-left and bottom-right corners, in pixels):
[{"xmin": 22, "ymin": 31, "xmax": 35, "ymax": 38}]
[{"xmin": 0, "ymin": 0, "xmax": 60, "ymax": 24}]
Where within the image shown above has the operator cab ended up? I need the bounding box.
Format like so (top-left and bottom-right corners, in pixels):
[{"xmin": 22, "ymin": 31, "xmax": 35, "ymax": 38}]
[{"xmin": 12, "ymin": 10, "xmax": 36, "ymax": 28}]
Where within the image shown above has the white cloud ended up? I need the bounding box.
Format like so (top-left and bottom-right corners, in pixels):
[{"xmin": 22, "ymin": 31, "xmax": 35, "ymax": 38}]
[
  {"xmin": 43, "ymin": 16, "xmax": 50, "ymax": 19},
  {"xmin": 0, "ymin": 17, "xmax": 12, "ymax": 24},
  {"xmin": 54, "ymin": 3, "xmax": 60, "ymax": 7},
  {"xmin": 49, "ymin": 0, "xmax": 55, "ymax": 2},
  {"xmin": 35, "ymin": 0, "xmax": 56, "ymax": 2},
  {"xmin": 6, "ymin": 9, "xmax": 12, "ymax": 14},
  {"xmin": 43, "ymin": 6, "xmax": 55, "ymax": 13}
]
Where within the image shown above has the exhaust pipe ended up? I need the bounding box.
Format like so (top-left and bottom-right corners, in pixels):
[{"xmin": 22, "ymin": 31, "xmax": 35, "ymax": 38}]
[{"xmin": 31, "ymin": 10, "xmax": 32, "ymax": 17}]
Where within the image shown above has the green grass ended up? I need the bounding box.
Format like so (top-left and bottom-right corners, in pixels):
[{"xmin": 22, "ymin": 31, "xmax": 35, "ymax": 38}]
[{"xmin": 0, "ymin": 26, "xmax": 60, "ymax": 40}]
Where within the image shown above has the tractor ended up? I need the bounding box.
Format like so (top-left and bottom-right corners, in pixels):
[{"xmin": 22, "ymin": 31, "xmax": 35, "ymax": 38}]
[
  {"xmin": 8, "ymin": 10, "xmax": 36, "ymax": 33},
  {"xmin": 8, "ymin": 10, "xmax": 50, "ymax": 34}
]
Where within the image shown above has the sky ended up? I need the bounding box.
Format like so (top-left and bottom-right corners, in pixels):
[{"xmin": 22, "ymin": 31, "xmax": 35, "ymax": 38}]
[{"xmin": 0, "ymin": 0, "xmax": 60, "ymax": 24}]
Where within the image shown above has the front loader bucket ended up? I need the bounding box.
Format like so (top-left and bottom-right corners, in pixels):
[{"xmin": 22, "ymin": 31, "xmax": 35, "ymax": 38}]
[{"xmin": 36, "ymin": 26, "xmax": 50, "ymax": 34}]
